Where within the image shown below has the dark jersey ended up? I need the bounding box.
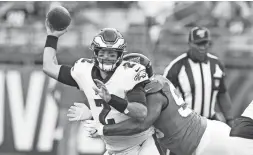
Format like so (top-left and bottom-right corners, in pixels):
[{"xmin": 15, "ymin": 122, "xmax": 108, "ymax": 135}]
[{"xmin": 146, "ymin": 75, "xmax": 207, "ymax": 155}]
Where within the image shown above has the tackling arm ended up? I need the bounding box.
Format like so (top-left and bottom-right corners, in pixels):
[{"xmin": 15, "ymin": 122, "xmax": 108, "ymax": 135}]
[
  {"xmin": 103, "ymin": 92, "xmax": 164, "ymax": 136},
  {"xmin": 124, "ymin": 82, "xmax": 148, "ymax": 121},
  {"xmin": 124, "ymin": 102, "xmax": 147, "ymax": 121}
]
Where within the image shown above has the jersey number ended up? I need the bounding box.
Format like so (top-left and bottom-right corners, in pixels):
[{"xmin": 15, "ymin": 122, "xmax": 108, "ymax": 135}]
[
  {"xmin": 95, "ymin": 99, "xmax": 115, "ymax": 125},
  {"xmin": 169, "ymin": 84, "xmax": 192, "ymax": 117}
]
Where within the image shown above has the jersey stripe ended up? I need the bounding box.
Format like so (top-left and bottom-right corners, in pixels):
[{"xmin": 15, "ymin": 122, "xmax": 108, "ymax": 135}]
[
  {"xmin": 202, "ymin": 61, "xmax": 212, "ymax": 117},
  {"xmin": 178, "ymin": 66, "xmax": 192, "ymax": 109},
  {"xmin": 163, "ymin": 53, "xmax": 187, "ymax": 77},
  {"xmin": 188, "ymin": 59, "xmax": 202, "ymax": 114},
  {"xmin": 210, "ymin": 90, "xmax": 218, "ymax": 117}
]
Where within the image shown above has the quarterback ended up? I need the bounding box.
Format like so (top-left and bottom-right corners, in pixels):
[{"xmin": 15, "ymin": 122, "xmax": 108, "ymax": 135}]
[
  {"xmin": 42, "ymin": 19, "xmax": 161, "ymax": 155},
  {"xmin": 79, "ymin": 53, "xmax": 234, "ymax": 155}
]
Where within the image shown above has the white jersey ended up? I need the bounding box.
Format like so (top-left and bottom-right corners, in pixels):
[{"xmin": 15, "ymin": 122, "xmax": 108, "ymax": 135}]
[{"xmin": 71, "ymin": 58, "xmax": 154, "ymax": 152}]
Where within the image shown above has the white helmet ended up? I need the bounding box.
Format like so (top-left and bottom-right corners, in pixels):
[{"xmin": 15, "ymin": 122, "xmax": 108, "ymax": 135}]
[{"xmin": 90, "ymin": 28, "xmax": 126, "ymax": 72}]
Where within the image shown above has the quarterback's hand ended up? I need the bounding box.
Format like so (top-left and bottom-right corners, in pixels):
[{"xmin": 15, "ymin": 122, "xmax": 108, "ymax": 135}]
[
  {"xmin": 45, "ymin": 19, "xmax": 67, "ymax": 38},
  {"xmin": 93, "ymin": 79, "xmax": 111, "ymax": 103},
  {"xmin": 81, "ymin": 120, "xmax": 104, "ymax": 137},
  {"xmin": 67, "ymin": 103, "xmax": 92, "ymax": 121}
]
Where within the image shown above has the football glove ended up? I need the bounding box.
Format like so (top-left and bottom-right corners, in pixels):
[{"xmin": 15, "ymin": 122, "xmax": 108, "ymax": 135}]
[
  {"xmin": 67, "ymin": 102, "xmax": 92, "ymax": 121},
  {"xmin": 81, "ymin": 120, "xmax": 104, "ymax": 137},
  {"xmin": 92, "ymin": 79, "xmax": 111, "ymax": 103}
]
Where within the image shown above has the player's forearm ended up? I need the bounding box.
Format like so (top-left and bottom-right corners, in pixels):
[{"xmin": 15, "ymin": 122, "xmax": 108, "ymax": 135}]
[
  {"xmin": 43, "ymin": 36, "xmax": 61, "ymax": 80},
  {"xmin": 107, "ymin": 95, "xmax": 147, "ymax": 121},
  {"xmin": 126, "ymin": 102, "xmax": 147, "ymax": 121},
  {"xmin": 103, "ymin": 118, "xmax": 147, "ymax": 136},
  {"xmin": 43, "ymin": 47, "xmax": 58, "ymax": 66}
]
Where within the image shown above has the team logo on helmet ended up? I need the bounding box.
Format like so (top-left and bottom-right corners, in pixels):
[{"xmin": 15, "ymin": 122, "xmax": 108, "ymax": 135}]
[{"xmin": 90, "ymin": 28, "xmax": 127, "ymax": 72}]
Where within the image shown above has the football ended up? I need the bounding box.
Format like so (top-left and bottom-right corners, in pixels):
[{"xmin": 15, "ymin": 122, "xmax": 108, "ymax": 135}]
[{"xmin": 47, "ymin": 6, "xmax": 71, "ymax": 31}]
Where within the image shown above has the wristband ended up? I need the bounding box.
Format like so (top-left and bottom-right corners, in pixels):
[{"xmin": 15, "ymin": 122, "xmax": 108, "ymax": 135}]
[
  {"xmin": 45, "ymin": 35, "xmax": 58, "ymax": 50},
  {"xmin": 108, "ymin": 95, "xmax": 128, "ymax": 113}
]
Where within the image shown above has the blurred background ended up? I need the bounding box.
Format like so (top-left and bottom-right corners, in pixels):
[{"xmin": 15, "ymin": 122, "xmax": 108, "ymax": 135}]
[{"xmin": 0, "ymin": 1, "xmax": 253, "ymax": 155}]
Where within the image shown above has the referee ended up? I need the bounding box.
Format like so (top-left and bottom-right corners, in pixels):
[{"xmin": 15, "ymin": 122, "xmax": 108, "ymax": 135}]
[{"xmin": 163, "ymin": 27, "xmax": 234, "ymax": 124}]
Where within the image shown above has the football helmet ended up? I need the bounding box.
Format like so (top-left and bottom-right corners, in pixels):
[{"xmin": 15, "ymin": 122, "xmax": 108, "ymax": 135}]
[
  {"xmin": 123, "ymin": 53, "xmax": 153, "ymax": 78},
  {"xmin": 90, "ymin": 28, "xmax": 126, "ymax": 72}
]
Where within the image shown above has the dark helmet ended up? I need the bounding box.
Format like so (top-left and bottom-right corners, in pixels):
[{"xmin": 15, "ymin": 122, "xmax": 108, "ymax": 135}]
[
  {"xmin": 90, "ymin": 28, "xmax": 127, "ymax": 71},
  {"xmin": 123, "ymin": 53, "xmax": 153, "ymax": 78}
]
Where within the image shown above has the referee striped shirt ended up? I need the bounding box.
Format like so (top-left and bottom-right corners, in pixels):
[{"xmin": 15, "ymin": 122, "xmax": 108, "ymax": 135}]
[{"xmin": 163, "ymin": 52, "xmax": 227, "ymax": 118}]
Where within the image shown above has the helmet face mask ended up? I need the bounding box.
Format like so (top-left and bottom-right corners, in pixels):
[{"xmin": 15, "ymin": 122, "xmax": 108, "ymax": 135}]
[
  {"xmin": 90, "ymin": 28, "xmax": 126, "ymax": 72},
  {"xmin": 96, "ymin": 49, "xmax": 123, "ymax": 72}
]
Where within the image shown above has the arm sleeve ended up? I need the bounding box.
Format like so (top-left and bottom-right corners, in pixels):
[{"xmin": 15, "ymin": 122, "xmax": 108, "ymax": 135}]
[
  {"xmin": 58, "ymin": 65, "xmax": 79, "ymax": 88},
  {"xmin": 103, "ymin": 92, "xmax": 164, "ymax": 136},
  {"xmin": 126, "ymin": 81, "xmax": 146, "ymax": 105}
]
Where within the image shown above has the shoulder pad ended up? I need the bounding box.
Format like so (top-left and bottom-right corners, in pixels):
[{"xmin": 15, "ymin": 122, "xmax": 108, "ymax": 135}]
[
  {"xmin": 72, "ymin": 58, "xmax": 93, "ymax": 73},
  {"xmin": 144, "ymin": 75, "xmax": 173, "ymax": 94},
  {"xmin": 144, "ymin": 79, "xmax": 163, "ymax": 94},
  {"xmin": 118, "ymin": 61, "xmax": 148, "ymax": 89}
]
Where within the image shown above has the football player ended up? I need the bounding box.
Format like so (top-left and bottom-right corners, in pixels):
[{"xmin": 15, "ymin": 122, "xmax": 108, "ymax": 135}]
[
  {"xmin": 43, "ymin": 19, "xmax": 161, "ymax": 155},
  {"xmin": 80, "ymin": 53, "xmax": 235, "ymax": 155}
]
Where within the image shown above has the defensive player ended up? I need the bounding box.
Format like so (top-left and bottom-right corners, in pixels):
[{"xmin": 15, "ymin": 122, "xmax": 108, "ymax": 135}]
[
  {"xmin": 78, "ymin": 53, "xmax": 233, "ymax": 155},
  {"xmin": 43, "ymin": 19, "xmax": 161, "ymax": 155}
]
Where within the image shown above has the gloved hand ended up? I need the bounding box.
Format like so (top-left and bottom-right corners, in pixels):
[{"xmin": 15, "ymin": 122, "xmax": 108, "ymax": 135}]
[
  {"xmin": 67, "ymin": 102, "xmax": 92, "ymax": 121},
  {"xmin": 81, "ymin": 120, "xmax": 104, "ymax": 137},
  {"xmin": 92, "ymin": 79, "xmax": 111, "ymax": 103}
]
